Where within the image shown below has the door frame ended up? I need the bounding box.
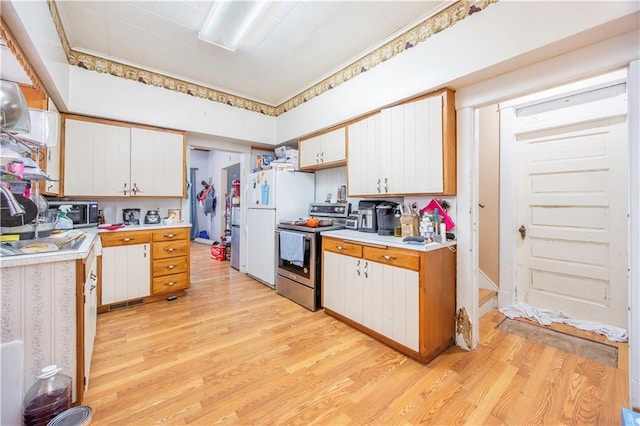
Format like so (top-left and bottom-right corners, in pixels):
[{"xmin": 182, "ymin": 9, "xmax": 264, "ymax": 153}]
[
  {"xmin": 456, "ymin": 54, "xmax": 639, "ymax": 407},
  {"xmin": 497, "ymin": 69, "xmax": 628, "ymax": 310}
]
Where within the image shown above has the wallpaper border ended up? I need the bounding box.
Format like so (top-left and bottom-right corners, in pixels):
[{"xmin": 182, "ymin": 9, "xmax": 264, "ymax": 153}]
[{"xmin": 47, "ymin": 0, "xmax": 498, "ymax": 117}]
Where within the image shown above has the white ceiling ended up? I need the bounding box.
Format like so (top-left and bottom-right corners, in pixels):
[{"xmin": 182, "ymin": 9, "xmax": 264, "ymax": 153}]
[{"xmin": 53, "ymin": 0, "xmax": 448, "ymax": 106}]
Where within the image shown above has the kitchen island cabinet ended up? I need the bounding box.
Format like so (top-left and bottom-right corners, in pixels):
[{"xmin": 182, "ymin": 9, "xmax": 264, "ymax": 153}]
[
  {"xmin": 61, "ymin": 114, "xmax": 186, "ymax": 198},
  {"xmin": 322, "ymin": 232, "xmax": 456, "ymax": 364},
  {"xmin": 298, "ymin": 126, "xmax": 347, "ymax": 170},
  {"xmin": 0, "ymin": 232, "xmax": 101, "ymax": 406},
  {"xmin": 347, "ymin": 88, "xmax": 456, "ymax": 196}
]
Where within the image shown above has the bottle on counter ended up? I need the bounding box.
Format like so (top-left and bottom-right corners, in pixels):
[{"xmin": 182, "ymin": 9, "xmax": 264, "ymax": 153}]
[
  {"xmin": 23, "ymin": 365, "xmax": 72, "ymax": 426},
  {"xmin": 394, "ymin": 206, "xmax": 402, "ymax": 237}
]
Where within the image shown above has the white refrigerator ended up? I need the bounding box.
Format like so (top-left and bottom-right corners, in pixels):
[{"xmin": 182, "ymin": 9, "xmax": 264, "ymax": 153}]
[{"xmin": 246, "ymin": 168, "xmax": 315, "ymax": 288}]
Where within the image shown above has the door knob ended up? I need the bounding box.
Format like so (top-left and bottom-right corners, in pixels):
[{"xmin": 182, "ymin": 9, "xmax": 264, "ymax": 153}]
[{"xmin": 518, "ymin": 225, "xmax": 526, "ymax": 240}]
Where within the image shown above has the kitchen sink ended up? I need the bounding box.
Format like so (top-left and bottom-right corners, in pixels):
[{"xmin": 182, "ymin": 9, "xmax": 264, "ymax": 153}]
[{"xmin": 0, "ymin": 233, "xmax": 86, "ymax": 256}]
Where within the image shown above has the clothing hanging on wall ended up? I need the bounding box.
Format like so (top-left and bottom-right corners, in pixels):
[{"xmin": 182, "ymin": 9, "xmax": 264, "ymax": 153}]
[{"xmin": 197, "ymin": 181, "xmax": 217, "ymax": 216}]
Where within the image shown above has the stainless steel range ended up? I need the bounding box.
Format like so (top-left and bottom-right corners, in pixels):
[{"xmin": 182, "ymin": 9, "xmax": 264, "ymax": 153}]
[{"xmin": 275, "ymin": 202, "xmax": 350, "ymax": 311}]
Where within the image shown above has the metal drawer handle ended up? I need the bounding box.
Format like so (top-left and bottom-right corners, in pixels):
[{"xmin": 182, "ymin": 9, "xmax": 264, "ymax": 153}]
[
  {"xmin": 165, "ymin": 281, "xmax": 176, "ymax": 287},
  {"xmin": 382, "ymin": 255, "xmax": 397, "ymax": 261},
  {"xmin": 165, "ymin": 247, "xmax": 176, "ymax": 252},
  {"xmin": 336, "ymin": 245, "xmax": 346, "ymax": 251},
  {"xmin": 364, "ymin": 261, "xmax": 368, "ymax": 278},
  {"xmin": 164, "ymin": 234, "xmax": 176, "ymax": 238},
  {"xmin": 121, "ymin": 237, "xmax": 134, "ymax": 242},
  {"xmin": 356, "ymin": 260, "xmax": 360, "ymax": 276},
  {"xmin": 90, "ymin": 272, "xmax": 97, "ymax": 281},
  {"xmin": 90, "ymin": 284, "xmax": 96, "ymax": 293},
  {"xmin": 166, "ymin": 265, "xmax": 176, "ymax": 269}
]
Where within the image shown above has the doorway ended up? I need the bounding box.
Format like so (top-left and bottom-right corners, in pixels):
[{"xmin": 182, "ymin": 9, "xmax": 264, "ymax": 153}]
[{"xmin": 497, "ymin": 73, "xmax": 629, "ymax": 328}]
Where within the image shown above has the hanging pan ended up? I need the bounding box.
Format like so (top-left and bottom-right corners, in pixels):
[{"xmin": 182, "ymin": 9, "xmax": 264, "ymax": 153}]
[{"xmin": 0, "ymin": 193, "xmax": 38, "ymax": 227}]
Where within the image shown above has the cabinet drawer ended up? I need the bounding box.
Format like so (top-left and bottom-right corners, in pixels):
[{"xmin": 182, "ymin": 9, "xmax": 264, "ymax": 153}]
[
  {"xmin": 152, "ymin": 228, "xmax": 189, "ymax": 242},
  {"xmin": 363, "ymin": 246, "xmax": 420, "ymax": 271},
  {"xmin": 153, "ymin": 256, "xmax": 189, "ymax": 277},
  {"xmin": 153, "ymin": 240, "xmax": 189, "ymax": 259},
  {"xmin": 100, "ymin": 231, "xmax": 151, "ymax": 247},
  {"xmin": 152, "ymin": 272, "xmax": 189, "ymax": 294},
  {"xmin": 324, "ymin": 239, "xmax": 362, "ymax": 257}
]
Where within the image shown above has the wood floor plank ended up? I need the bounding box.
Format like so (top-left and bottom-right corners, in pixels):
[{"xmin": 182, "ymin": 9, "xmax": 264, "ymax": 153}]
[{"xmin": 81, "ymin": 242, "xmax": 630, "ymax": 425}]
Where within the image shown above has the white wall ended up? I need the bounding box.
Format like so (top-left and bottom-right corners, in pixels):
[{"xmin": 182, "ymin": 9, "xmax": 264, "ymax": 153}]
[
  {"xmin": 276, "ymin": 2, "xmax": 640, "ymax": 142},
  {"xmin": 628, "ymin": 59, "xmax": 640, "ymax": 410}
]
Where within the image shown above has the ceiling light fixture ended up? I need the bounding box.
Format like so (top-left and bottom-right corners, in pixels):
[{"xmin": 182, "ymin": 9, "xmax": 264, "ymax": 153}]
[{"xmin": 198, "ymin": 1, "xmax": 269, "ymax": 52}]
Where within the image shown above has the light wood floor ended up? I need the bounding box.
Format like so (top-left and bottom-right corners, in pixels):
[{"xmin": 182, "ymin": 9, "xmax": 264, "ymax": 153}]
[{"xmin": 83, "ymin": 243, "xmax": 629, "ymax": 425}]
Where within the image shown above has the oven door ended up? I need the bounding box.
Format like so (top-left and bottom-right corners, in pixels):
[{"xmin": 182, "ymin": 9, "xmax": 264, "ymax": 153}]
[{"xmin": 275, "ymin": 230, "xmax": 315, "ymax": 288}]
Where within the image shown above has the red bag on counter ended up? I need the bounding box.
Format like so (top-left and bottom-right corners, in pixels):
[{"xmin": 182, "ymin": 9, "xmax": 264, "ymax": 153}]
[{"xmin": 210, "ymin": 242, "xmax": 226, "ymax": 261}]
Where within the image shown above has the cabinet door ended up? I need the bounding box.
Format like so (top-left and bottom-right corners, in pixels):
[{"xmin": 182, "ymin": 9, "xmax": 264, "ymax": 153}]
[
  {"xmin": 299, "ymin": 135, "xmax": 322, "ymax": 169},
  {"xmin": 84, "ymin": 253, "xmax": 98, "ymax": 391},
  {"xmin": 406, "ymin": 95, "xmax": 443, "ymax": 194},
  {"xmin": 381, "ymin": 104, "xmax": 402, "ymax": 194},
  {"xmin": 130, "ymin": 128, "xmax": 185, "ymax": 197},
  {"xmin": 64, "ymin": 119, "xmax": 130, "ymax": 196},
  {"xmin": 365, "ymin": 260, "xmax": 419, "ymax": 351},
  {"xmin": 323, "ymin": 251, "xmax": 362, "ymax": 319},
  {"xmin": 101, "ymin": 244, "xmax": 150, "ymax": 304},
  {"xmin": 320, "ymin": 127, "xmax": 346, "ymax": 164},
  {"xmin": 42, "ymin": 144, "xmax": 61, "ymax": 195},
  {"xmin": 347, "ymin": 114, "xmax": 381, "ymax": 196}
]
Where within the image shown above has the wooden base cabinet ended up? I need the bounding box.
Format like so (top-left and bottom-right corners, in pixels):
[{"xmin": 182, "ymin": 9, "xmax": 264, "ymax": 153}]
[
  {"xmin": 322, "ymin": 237, "xmax": 455, "ymax": 364},
  {"xmin": 151, "ymin": 228, "xmax": 190, "ymax": 296},
  {"xmin": 98, "ymin": 227, "xmax": 190, "ymax": 312},
  {"xmin": 100, "ymin": 231, "xmax": 151, "ymax": 307}
]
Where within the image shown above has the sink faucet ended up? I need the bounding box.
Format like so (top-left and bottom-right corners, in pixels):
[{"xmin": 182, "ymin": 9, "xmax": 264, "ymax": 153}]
[{"xmin": 0, "ymin": 185, "xmax": 26, "ymax": 216}]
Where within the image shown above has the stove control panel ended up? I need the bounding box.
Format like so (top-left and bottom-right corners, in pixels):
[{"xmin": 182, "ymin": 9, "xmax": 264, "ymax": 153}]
[{"xmin": 309, "ymin": 202, "xmax": 350, "ymax": 218}]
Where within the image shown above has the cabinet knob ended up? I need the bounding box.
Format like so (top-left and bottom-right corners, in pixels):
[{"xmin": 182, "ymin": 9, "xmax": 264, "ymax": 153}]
[
  {"xmin": 166, "ymin": 265, "xmax": 176, "ymax": 269},
  {"xmin": 381, "ymin": 255, "xmax": 397, "ymax": 261},
  {"xmin": 165, "ymin": 281, "xmax": 176, "ymax": 287},
  {"xmin": 164, "ymin": 234, "xmax": 176, "ymax": 238},
  {"xmin": 336, "ymin": 245, "xmax": 346, "ymax": 251},
  {"xmin": 121, "ymin": 238, "xmax": 134, "ymax": 242},
  {"xmin": 165, "ymin": 247, "xmax": 176, "ymax": 252}
]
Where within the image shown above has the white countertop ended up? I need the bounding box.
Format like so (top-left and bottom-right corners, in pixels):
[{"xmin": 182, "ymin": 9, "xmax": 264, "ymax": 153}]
[
  {"xmin": 0, "ymin": 223, "xmax": 191, "ymax": 268},
  {"xmin": 96, "ymin": 222, "xmax": 191, "ymax": 233},
  {"xmin": 0, "ymin": 229, "xmax": 100, "ymax": 268},
  {"xmin": 320, "ymin": 229, "xmax": 457, "ymax": 252}
]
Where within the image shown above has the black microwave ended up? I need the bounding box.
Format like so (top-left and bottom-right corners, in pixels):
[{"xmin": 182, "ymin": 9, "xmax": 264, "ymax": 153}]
[{"xmin": 47, "ymin": 200, "xmax": 99, "ymax": 228}]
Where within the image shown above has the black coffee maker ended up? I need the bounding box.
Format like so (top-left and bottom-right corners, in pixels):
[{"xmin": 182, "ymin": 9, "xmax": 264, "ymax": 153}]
[
  {"xmin": 357, "ymin": 201, "xmax": 382, "ymax": 233},
  {"xmin": 375, "ymin": 201, "xmax": 398, "ymax": 236}
]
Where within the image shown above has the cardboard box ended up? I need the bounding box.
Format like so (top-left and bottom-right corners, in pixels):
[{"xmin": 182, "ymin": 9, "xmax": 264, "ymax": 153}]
[{"xmin": 401, "ymin": 214, "xmax": 419, "ymax": 237}]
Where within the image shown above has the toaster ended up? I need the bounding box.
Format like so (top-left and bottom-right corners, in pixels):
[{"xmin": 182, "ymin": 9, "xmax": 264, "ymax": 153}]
[{"xmin": 345, "ymin": 214, "xmax": 359, "ymax": 230}]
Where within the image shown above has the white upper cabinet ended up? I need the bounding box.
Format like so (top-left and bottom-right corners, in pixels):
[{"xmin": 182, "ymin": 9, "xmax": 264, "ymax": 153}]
[
  {"xmin": 347, "ymin": 88, "xmax": 456, "ymax": 196},
  {"xmin": 63, "ymin": 119, "xmax": 131, "ymax": 197},
  {"xmin": 62, "ymin": 116, "xmax": 185, "ymax": 198},
  {"xmin": 299, "ymin": 126, "xmax": 346, "ymax": 170},
  {"xmin": 130, "ymin": 128, "xmax": 185, "ymax": 197}
]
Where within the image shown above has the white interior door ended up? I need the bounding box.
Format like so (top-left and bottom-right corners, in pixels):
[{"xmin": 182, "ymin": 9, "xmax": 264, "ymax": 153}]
[{"xmin": 511, "ymin": 87, "xmax": 628, "ymax": 328}]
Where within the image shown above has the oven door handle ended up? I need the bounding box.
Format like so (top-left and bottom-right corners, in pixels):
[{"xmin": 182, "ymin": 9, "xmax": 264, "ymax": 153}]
[{"xmin": 275, "ymin": 230, "xmax": 312, "ymax": 240}]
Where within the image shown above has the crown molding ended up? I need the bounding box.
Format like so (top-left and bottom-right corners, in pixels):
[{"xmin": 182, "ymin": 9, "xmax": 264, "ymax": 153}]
[{"xmin": 47, "ymin": 0, "xmax": 497, "ymax": 117}]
